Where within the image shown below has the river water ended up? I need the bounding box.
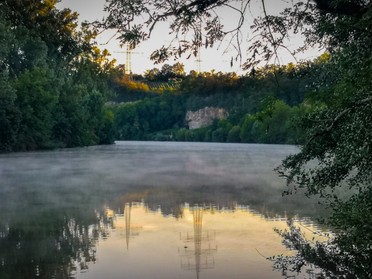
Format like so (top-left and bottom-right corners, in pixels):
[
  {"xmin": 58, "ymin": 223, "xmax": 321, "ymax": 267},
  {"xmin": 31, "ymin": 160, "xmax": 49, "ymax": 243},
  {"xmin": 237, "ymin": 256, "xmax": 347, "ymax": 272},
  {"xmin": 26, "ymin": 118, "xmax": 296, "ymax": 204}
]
[{"xmin": 0, "ymin": 141, "xmax": 325, "ymax": 279}]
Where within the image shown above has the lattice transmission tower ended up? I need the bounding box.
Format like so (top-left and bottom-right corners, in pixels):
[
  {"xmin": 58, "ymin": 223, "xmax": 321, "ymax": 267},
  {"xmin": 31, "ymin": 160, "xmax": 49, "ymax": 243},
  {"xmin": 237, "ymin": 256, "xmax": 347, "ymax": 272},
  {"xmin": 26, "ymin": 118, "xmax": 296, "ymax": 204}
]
[{"xmin": 114, "ymin": 44, "xmax": 143, "ymax": 77}]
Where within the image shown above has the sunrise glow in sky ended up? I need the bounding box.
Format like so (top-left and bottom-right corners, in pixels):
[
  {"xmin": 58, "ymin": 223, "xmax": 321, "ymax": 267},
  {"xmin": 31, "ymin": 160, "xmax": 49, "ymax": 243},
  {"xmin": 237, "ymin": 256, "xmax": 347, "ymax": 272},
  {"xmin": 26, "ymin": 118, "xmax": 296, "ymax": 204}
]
[{"xmin": 58, "ymin": 0, "xmax": 321, "ymax": 74}]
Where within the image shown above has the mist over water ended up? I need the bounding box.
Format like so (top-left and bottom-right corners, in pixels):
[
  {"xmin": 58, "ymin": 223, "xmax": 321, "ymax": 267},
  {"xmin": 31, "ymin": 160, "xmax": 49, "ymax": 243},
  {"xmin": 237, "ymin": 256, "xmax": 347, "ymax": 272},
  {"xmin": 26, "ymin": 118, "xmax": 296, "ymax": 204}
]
[{"xmin": 0, "ymin": 141, "xmax": 324, "ymax": 279}]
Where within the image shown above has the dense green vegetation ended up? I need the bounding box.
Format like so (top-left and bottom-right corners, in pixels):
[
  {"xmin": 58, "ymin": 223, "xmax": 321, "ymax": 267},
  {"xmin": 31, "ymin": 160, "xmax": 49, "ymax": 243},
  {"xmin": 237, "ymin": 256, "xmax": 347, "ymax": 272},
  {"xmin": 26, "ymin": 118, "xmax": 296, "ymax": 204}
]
[
  {"xmin": 110, "ymin": 60, "xmax": 324, "ymax": 144},
  {"xmin": 0, "ymin": 0, "xmax": 115, "ymax": 152}
]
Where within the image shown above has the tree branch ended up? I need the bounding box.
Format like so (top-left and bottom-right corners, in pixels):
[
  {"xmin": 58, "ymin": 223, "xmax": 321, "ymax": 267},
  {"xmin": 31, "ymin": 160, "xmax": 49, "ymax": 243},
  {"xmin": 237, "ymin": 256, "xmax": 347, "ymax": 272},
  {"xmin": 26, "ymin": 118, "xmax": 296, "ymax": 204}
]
[{"xmin": 307, "ymin": 95, "xmax": 372, "ymax": 145}]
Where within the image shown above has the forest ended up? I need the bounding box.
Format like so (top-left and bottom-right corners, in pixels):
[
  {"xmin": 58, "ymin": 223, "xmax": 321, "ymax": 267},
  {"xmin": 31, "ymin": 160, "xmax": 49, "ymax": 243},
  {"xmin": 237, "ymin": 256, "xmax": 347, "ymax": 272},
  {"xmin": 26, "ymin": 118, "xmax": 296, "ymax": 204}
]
[
  {"xmin": 110, "ymin": 59, "xmax": 327, "ymax": 144},
  {"xmin": 0, "ymin": 0, "xmax": 115, "ymax": 152}
]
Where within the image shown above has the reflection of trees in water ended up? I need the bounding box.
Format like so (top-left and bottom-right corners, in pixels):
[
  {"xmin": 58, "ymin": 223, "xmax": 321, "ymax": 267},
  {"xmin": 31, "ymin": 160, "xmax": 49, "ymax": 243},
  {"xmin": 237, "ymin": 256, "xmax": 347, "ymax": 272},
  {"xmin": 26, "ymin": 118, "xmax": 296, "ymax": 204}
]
[
  {"xmin": 271, "ymin": 213, "xmax": 372, "ymax": 278},
  {"xmin": 122, "ymin": 185, "xmax": 327, "ymax": 220},
  {"xmin": 110, "ymin": 189, "xmax": 299, "ymax": 223},
  {"xmin": 268, "ymin": 220, "xmax": 336, "ymax": 279},
  {"xmin": 0, "ymin": 207, "xmax": 112, "ymax": 279},
  {"xmin": 0, "ymin": 186, "xmax": 325, "ymax": 279},
  {"xmin": 179, "ymin": 205, "xmax": 217, "ymax": 279}
]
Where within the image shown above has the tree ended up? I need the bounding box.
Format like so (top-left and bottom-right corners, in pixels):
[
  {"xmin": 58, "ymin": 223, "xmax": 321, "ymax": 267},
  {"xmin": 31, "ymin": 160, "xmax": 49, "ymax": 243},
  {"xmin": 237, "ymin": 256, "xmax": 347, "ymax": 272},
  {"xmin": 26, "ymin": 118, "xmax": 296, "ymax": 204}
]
[
  {"xmin": 14, "ymin": 67, "xmax": 58, "ymax": 150},
  {"xmin": 0, "ymin": 71, "xmax": 20, "ymax": 151},
  {"xmin": 270, "ymin": 1, "xmax": 371, "ymax": 277},
  {"xmin": 144, "ymin": 68, "xmax": 161, "ymax": 81},
  {"xmin": 0, "ymin": 0, "xmax": 116, "ymax": 152},
  {"xmin": 227, "ymin": 125, "xmax": 241, "ymax": 142}
]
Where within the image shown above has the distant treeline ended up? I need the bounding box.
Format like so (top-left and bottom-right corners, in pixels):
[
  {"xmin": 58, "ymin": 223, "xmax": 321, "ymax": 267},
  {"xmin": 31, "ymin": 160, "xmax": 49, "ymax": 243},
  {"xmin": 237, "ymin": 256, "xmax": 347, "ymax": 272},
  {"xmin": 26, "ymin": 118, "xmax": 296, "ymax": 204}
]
[{"xmin": 111, "ymin": 57, "xmax": 329, "ymax": 145}]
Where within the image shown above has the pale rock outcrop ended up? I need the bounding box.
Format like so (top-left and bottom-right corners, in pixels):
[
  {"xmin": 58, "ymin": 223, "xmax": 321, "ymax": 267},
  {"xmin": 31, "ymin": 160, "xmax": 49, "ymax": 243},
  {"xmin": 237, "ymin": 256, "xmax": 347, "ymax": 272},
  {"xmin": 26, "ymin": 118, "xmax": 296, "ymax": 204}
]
[{"xmin": 186, "ymin": 107, "xmax": 228, "ymax": 129}]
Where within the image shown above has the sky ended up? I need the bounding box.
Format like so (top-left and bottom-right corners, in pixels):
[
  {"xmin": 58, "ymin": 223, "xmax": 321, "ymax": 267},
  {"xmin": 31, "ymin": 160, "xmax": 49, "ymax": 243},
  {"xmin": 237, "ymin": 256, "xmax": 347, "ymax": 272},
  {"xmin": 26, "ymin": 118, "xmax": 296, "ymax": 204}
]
[{"xmin": 57, "ymin": 0, "xmax": 321, "ymax": 75}]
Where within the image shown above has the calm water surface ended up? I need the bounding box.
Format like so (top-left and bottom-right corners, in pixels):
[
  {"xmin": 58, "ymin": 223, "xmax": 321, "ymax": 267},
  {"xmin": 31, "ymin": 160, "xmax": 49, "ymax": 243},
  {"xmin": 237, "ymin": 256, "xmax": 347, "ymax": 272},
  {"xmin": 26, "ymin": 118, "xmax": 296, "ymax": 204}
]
[{"xmin": 0, "ymin": 141, "xmax": 325, "ymax": 279}]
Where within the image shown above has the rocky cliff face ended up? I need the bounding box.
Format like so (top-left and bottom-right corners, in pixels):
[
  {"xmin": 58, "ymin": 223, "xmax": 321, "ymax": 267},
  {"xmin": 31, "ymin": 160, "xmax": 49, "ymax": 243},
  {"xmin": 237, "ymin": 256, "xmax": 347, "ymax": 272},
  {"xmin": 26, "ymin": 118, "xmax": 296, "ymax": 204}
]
[{"xmin": 186, "ymin": 107, "xmax": 228, "ymax": 129}]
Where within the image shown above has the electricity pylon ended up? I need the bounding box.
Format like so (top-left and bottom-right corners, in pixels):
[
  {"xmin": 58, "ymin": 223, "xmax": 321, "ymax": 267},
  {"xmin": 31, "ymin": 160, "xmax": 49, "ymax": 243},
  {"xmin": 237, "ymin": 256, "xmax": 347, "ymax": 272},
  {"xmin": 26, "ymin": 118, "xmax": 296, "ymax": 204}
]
[{"xmin": 114, "ymin": 44, "xmax": 143, "ymax": 76}]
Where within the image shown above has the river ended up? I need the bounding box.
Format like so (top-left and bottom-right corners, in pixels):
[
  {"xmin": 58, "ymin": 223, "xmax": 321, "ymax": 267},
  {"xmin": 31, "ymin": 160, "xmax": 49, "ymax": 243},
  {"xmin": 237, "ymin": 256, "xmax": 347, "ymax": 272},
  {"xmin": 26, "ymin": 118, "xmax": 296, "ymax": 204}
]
[{"xmin": 0, "ymin": 141, "xmax": 325, "ymax": 279}]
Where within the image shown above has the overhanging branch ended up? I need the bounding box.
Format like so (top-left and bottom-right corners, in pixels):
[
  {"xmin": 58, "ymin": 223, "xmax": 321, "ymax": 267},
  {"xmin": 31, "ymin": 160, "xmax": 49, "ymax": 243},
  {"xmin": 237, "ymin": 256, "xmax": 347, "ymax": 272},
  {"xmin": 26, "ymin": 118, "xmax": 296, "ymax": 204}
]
[{"xmin": 307, "ymin": 95, "xmax": 372, "ymax": 145}]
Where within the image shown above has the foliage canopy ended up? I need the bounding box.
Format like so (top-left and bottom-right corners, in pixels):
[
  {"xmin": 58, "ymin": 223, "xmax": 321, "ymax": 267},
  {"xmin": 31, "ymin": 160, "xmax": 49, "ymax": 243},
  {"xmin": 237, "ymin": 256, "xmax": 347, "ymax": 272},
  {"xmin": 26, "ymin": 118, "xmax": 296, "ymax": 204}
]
[{"xmin": 0, "ymin": 0, "xmax": 116, "ymax": 151}]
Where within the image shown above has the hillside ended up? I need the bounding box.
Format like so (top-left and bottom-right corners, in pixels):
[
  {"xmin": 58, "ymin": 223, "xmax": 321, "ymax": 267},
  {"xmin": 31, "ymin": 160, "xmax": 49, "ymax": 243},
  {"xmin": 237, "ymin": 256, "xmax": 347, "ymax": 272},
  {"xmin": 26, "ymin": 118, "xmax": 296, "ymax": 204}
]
[{"xmin": 109, "ymin": 58, "xmax": 328, "ymax": 144}]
